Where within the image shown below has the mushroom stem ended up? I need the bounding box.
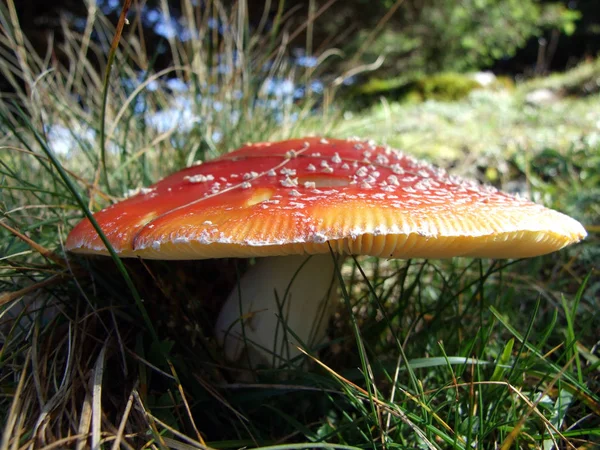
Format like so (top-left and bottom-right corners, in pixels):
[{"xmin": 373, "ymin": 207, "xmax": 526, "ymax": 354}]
[{"xmin": 215, "ymin": 253, "xmax": 339, "ymax": 366}]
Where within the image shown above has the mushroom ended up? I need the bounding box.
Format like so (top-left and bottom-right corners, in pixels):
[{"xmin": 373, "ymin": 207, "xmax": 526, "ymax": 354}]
[{"xmin": 66, "ymin": 137, "xmax": 587, "ymax": 366}]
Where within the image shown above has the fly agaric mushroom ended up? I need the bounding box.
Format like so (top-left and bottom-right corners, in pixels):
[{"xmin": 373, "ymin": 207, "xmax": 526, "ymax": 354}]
[{"xmin": 66, "ymin": 137, "xmax": 587, "ymax": 365}]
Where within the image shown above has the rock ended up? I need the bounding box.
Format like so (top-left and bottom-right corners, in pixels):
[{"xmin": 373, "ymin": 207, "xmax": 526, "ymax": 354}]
[
  {"xmin": 525, "ymin": 88, "xmax": 559, "ymax": 106},
  {"xmin": 471, "ymin": 71, "xmax": 496, "ymax": 87}
]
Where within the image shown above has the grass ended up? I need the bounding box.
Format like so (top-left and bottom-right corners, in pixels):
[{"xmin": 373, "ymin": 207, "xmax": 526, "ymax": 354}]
[
  {"xmin": 333, "ymin": 88, "xmax": 600, "ymax": 163},
  {"xmin": 1, "ymin": 1, "xmax": 599, "ymax": 449},
  {"xmin": 518, "ymin": 57, "xmax": 600, "ymax": 97}
]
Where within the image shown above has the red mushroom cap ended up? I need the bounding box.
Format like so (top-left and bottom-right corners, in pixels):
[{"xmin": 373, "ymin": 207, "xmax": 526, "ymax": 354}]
[{"xmin": 66, "ymin": 137, "xmax": 586, "ymax": 259}]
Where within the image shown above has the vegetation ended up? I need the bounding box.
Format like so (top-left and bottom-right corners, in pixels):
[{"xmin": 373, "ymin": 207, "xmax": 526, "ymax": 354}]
[
  {"xmin": 335, "ymin": 75, "xmax": 600, "ymax": 161},
  {"xmin": 348, "ymin": 0, "xmax": 541, "ymax": 72},
  {"xmin": 1, "ymin": 1, "xmax": 598, "ymax": 449},
  {"xmin": 9, "ymin": 0, "xmax": 597, "ymax": 95},
  {"xmin": 518, "ymin": 56, "xmax": 600, "ymax": 96},
  {"xmin": 351, "ymin": 72, "xmax": 488, "ymax": 106}
]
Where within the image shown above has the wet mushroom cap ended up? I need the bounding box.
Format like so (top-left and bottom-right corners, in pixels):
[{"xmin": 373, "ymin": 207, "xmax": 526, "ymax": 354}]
[{"xmin": 66, "ymin": 137, "xmax": 587, "ymax": 259}]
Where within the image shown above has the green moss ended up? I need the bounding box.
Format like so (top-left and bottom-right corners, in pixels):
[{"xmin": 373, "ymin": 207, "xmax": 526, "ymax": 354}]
[
  {"xmin": 356, "ymin": 75, "xmax": 414, "ymax": 95},
  {"xmin": 413, "ymin": 72, "xmax": 482, "ymax": 101},
  {"xmin": 349, "ymin": 72, "xmax": 486, "ymax": 108}
]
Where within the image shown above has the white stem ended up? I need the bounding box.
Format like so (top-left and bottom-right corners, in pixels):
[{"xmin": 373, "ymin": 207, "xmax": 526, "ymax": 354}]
[{"xmin": 214, "ymin": 254, "xmax": 339, "ymax": 366}]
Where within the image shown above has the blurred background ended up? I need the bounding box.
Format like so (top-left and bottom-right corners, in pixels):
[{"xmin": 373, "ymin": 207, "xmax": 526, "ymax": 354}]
[
  {"xmin": 9, "ymin": 0, "xmax": 600, "ymax": 97},
  {"xmin": 5, "ymin": 0, "xmax": 600, "ymax": 165}
]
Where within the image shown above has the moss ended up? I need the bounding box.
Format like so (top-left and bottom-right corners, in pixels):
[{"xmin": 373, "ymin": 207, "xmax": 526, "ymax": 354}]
[
  {"xmin": 355, "ymin": 76, "xmax": 414, "ymax": 96},
  {"xmin": 413, "ymin": 73, "xmax": 482, "ymax": 101},
  {"xmin": 348, "ymin": 72, "xmax": 486, "ymax": 108}
]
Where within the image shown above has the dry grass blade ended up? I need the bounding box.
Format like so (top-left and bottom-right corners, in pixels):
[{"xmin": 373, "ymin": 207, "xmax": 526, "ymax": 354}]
[
  {"xmin": 297, "ymin": 347, "xmax": 439, "ymax": 450},
  {"xmin": 0, "ymin": 221, "xmax": 65, "ymax": 266},
  {"xmin": 0, "ymin": 274, "xmax": 69, "ymax": 307},
  {"xmin": 4, "ymin": 0, "xmax": 32, "ymax": 91},
  {"xmin": 132, "ymin": 389, "xmax": 190, "ymax": 449},
  {"xmin": 430, "ymin": 380, "xmax": 576, "ymax": 449},
  {"xmin": 107, "ymin": 66, "xmax": 185, "ymax": 137},
  {"xmin": 0, "ymin": 349, "xmax": 30, "ymax": 450},
  {"xmin": 91, "ymin": 343, "xmax": 108, "ymax": 450},
  {"xmin": 76, "ymin": 374, "xmax": 93, "ymax": 449},
  {"xmin": 36, "ymin": 434, "xmax": 94, "ymax": 450},
  {"xmin": 10, "ymin": 409, "xmax": 27, "ymax": 450},
  {"xmin": 96, "ymin": 0, "xmax": 132, "ymax": 196},
  {"xmin": 109, "ymin": 128, "xmax": 179, "ymax": 179},
  {"xmin": 499, "ymin": 358, "xmax": 577, "ymax": 450},
  {"xmin": 111, "ymin": 385, "xmax": 137, "ymax": 450},
  {"xmin": 0, "ymin": 146, "xmax": 113, "ymax": 201},
  {"xmin": 168, "ymin": 361, "xmax": 206, "ymax": 446}
]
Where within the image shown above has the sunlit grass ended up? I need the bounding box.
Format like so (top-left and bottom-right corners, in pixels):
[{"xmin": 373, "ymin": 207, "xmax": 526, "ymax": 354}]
[
  {"xmin": 333, "ymin": 82, "xmax": 600, "ymax": 164},
  {"xmin": 1, "ymin": 0, "xmax": 599, "ymax": 448}
]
